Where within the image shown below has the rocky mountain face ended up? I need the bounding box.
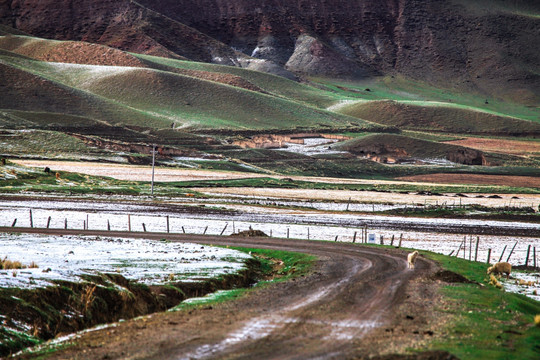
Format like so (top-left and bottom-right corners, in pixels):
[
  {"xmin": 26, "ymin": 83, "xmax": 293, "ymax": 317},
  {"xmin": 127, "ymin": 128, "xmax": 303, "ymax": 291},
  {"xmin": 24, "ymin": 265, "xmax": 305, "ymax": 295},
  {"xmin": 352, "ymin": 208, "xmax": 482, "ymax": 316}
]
[{"xmin": 1, "ymin": 0, "xmax": 538, "ymax": 104}]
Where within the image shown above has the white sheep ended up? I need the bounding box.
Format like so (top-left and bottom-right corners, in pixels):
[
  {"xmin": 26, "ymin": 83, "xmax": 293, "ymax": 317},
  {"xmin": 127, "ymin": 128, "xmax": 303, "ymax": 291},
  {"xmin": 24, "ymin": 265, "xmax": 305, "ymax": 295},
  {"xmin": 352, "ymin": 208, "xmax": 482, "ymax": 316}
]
[
  {"xmin": 407, "ymin": 251, "xmax": 419, "ymax": 269},
  {"xmin": 487, "ymin": 262, "xmax": 512, "ymax": 279}
]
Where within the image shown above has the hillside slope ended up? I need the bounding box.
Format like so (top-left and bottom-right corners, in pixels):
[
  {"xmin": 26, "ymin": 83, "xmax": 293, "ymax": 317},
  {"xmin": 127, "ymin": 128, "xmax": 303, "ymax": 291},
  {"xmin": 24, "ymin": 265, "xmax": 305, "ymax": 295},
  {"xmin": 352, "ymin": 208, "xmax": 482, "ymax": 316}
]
[
  {"xmin": 337, "ymin": 100, "xmax": 540, "ymax": 136},
  {"xmin": 1, "ymin": 0, "xmax": 538, "ymax": 104},
  {"xmin": 0, "ymin": 45, "xmax": 375, "ymax": 132}
]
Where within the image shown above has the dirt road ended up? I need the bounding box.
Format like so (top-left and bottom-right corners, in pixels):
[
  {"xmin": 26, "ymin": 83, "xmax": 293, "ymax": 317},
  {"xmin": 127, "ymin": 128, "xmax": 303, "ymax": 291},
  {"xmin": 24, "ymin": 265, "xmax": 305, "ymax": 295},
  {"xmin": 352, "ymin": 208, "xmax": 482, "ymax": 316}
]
[{"xmin": 9, "ymin": 228, "xmax": 447, "ymax": 360}]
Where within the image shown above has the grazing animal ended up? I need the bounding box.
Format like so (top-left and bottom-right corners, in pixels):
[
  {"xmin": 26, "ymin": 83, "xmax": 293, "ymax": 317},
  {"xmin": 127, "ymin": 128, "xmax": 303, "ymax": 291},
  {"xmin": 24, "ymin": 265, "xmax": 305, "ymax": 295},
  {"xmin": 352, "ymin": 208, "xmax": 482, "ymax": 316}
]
[
  {"xmin": 487, "ymin": 262, "xmax": 512, "ymax": 279},
  {"xmin": 407, "ymin": 251, "xmax": 419, "ymax": 269}
]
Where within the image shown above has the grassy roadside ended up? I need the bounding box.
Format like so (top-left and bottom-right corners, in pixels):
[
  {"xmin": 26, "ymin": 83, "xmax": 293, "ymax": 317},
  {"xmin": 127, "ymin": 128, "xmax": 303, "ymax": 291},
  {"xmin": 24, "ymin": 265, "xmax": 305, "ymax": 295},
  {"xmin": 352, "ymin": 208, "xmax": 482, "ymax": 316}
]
[
  {"xmin": 170, "ymin": 247, "xmax": 316, "ymax": 311},
  {"xmin": 421, "ymin": 251, "xmax": 540, "ymax": 359}
]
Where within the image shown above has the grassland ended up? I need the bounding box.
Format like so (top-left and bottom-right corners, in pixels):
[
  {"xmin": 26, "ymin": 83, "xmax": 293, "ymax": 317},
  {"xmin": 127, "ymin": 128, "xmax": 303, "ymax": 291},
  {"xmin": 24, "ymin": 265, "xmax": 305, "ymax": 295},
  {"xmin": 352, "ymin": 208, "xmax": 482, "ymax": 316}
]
[
  {"xmin": 315, "ymin": 75, "xmax": 540, "ymax": 123},
  {"xmin": 421, "ymin": 251, "xmax": 540, "ymax": 359},
  {"xmin": 0, "ymin": 43, "xmax": 374, "ymax": 132},
  {"xmin": 336, "ymin": 100, "xmax": 540, "ymax": 135},
  {"xmin": 1, "ymin": 34, "xmax": 539, "ymax": 184},
  {"xmin": 3, "ymin": 159, "xmax": 540, "ymax": 198}
]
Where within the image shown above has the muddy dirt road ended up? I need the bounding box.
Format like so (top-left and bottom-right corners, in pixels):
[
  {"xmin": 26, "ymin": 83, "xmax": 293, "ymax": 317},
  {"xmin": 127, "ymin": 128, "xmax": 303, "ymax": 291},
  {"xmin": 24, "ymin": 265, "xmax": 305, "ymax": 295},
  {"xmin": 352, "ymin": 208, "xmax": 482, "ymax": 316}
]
[{"xmin": 9, "ymin": 228, "xmax": 444, "ymax": 360}]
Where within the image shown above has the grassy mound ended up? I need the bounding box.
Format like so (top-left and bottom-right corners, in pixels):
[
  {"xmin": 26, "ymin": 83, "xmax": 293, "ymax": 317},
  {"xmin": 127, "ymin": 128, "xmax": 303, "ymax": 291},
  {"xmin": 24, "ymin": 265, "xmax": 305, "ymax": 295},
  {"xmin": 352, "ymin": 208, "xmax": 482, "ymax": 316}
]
[
  {"xmin": 74, "ymin": 67, "xmax": 369, "ymax": 130},
  {"xmin": 337, "ymin": 100, "xmax": 540, "ymax": 135},
  {"xmin": 335, "ymin": 134, "xmax": 459, "ymax": 159},
  {"xmin": 0, "ymin": 49, "xmax": 373, "ymax": 132},
  {"xmin": 135, "ymin": 54, "xmax": 344, "ymax": 108},
  {"xmin": 0, "ymin": 35, "xmax": 145, "ymax": 67}
]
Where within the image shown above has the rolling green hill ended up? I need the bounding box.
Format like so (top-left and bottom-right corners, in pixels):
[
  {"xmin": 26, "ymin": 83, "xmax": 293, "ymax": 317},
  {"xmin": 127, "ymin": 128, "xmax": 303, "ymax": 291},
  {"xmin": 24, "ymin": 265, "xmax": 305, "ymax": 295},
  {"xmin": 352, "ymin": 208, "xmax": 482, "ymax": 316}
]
[
  {"xmin": 0, "ymin": 32, "xmax": 538, "ymax": 180},
  {"xmin": 0, "ymin": 42, "xmax": 374, "ymax": 132},
  {"xmin": 336, "ymin": 100, "xmax": 540, "ymax": 136}
]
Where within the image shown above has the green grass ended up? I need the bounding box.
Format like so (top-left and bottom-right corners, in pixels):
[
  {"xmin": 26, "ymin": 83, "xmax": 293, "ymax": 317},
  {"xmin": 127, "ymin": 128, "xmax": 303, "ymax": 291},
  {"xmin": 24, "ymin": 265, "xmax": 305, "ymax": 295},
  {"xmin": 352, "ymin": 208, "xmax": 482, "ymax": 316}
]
[
  {"xmin": 314, "ymin": 75, "xmax": 540, "ymax": 123},
  {"xmin": 2, "ymin": 159, "xmax": 539, "ymax": 199},
  {"xmin": 0, "ymin": 161, "xmax": 150, "ymax": 196},
  {"xmin": 382, "ymin": 204, "xmax": 538, "ymax": 220},
  {"xmin": 0, "ymin": 327, "xmax": 40, "ymax": 356},
  {"xmin": 167, "ymin": 175, "xmax": 540, "ymax": 194},
  {"xmin": 0, "ymin": 129, "xmax": 107, "ymax": 157},
  {"xmin": 134, "ymin": 53, "xmax": 345, "ymax": 108},
  {"xmin": 335, "ymin": 99, "xmax": 540, "ymax": 134},
  {"xmin": 169, "ymin": 247, "xmax": 316, "ymax": 312},
  {"xmin": 421, "ymin": 251, "xmax": 540, "ymax": 359},
  {"xmin": 1, "ymin": 48, "xmax": 374, "ymax": 132}
]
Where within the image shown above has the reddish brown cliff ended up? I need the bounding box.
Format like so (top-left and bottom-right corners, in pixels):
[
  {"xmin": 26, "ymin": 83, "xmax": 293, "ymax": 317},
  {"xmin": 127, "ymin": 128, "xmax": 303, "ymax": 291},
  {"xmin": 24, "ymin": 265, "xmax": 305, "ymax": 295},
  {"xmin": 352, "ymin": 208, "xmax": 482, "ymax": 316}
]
[{"xmin": 1, "ymin": 0, "xmax": 538, "ymax": 104}]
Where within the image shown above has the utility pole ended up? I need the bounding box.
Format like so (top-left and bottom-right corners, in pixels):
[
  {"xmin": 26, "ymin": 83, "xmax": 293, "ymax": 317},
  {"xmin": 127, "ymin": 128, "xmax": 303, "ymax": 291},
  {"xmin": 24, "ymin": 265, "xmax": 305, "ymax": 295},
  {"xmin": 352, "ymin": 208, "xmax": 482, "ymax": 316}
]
[{"xmin": 151, "ymin": 145, "xmax": 156, "ymax": 196}]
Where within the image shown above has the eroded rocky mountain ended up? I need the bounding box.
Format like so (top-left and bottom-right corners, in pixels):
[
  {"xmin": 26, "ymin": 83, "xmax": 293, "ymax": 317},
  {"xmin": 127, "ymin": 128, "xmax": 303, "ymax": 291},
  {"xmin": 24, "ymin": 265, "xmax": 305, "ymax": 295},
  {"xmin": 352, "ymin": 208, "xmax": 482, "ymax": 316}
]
[{"xmin": 1, "ymin": 0, "xmax": 539, "ymax": 104}]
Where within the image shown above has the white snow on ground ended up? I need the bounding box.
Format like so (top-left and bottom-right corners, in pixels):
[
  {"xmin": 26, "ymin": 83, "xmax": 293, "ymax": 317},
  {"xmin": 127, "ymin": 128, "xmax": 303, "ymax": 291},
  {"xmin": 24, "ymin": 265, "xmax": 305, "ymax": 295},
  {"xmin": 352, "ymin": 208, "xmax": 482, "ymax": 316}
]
[
  {"xmin": 501, "ymin": 273, "xmax": 540, "ymax": 301},
  {"xmin": 48, "ymin": 62, "xmax": 137, "ymax": 87},
  {"xmin": 326, "ymin": 99, "xmax": 367, "ymax": 112},
  {"xmin": 0, "ymin": 234, "xmax": 251, "ymax": 289},
  {"xmin": 1, "ymin": 202, "xmax": 538, "ymax": 266},
  {"xmin": 0, "ymin": 199, "xmax": 538, "ymax": 299},
  {"xmin": 275, "ymin": 138, "xmax": 348, "ymax": 157}
]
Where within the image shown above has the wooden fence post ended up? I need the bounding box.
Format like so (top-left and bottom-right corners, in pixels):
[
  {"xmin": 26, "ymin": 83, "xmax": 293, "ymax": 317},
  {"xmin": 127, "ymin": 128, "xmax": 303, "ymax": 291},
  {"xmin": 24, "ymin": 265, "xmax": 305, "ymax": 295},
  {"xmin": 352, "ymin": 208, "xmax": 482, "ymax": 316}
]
[
  {"xmin": 455, "ymin": 238, "xmax": 465, "ymax": 257},
  {"xmin": 335, "ymin": 235, "xmax": 338, "ymax": 242},
  {"xmin": 287, "ymin": 228, "xmax": 290, "ymax": 239},
  {"xmin": 307, "ymin": 227, "xmax": 310, "ymax": 240},
  {"xmin": 506, "ymin": 241, "xmax": 518, "ymax": 262},
  {"xmin": 398, "ymin": 234, "xmax": 402, "ymax": 248},
  {"xmin": 46, "ymin": 216, "xmax": 51, "ymax": 229},
  {"xmin": 11, "ymin": 218, "xmax": 17, "ymax": 227},
  {"xmin": 390, "ymin": 234, "xmax": 395, "ymax": 247},
  {"xmin": 353, "ymin": 231, "xmax": 357, "ymax": 243},
  {"xmin": 64, "ymin": 218, "xmax": 67, "ymax": 229},
  {"xmin": 498, "ymin": 245, "xmax": 507, "ymax": 262},
  {"xmin": 380, "ymin": 235, "xmax": 384, "ymax": 245},
  {"xmin": 220, "ymin": 223, "xmax": 228, "ymax": 236},
  {"xmin": 166, "ymin": 215, "xmax": 170, "ymax": 233},
  {"xmin": 469, "ymin": 235, "xmax": 472, "ymax": 261},
  {"xmin": 128, "ymin": 214, "xmax": 131, "ymax": 232},
  {"xmin": 474, "ymin": 236, "xmax": 479, "ymax": 262},
  {"xmin": 486, "ymin": 249, "xmax": 491, "ymax": 264},
  {"xmin": 203, "ymin": 226, "xmax": 208, "ymax": 235},
  {"xmin": 142, "ymin": 223, "xmax": 147, "ymax": 232},
  {"xmin": 525, "ymin": 245, "xmax": 531, "ymax": 267},
  {"xmin": 107, "ymin": 220, "xmax": 111, "ymax": 231},
  {"xmin": 29, "ymin": 209, "xmax": 33, "ymax": 228},
  {"xmin": 534, "ymin": 247, "xmax": 537, "ymax": 268},
  {"xmin": 182, "ymin": 226, "xmax": 186, "ymax": 234}
]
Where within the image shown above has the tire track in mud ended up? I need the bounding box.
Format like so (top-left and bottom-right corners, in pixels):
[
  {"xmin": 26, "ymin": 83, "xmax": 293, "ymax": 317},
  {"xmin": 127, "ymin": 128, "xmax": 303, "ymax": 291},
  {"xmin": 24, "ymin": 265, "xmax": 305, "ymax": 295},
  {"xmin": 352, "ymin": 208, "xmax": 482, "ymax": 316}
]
[{"xmin": 6, "ymin": 228, "xmax": 436, "ymax": 360}]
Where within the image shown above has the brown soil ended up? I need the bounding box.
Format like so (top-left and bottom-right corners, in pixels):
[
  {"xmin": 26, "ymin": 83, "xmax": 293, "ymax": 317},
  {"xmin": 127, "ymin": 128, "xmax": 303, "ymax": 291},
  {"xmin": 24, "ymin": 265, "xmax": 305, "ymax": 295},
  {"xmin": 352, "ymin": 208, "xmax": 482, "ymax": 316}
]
[
  {"xmin": 0, "ymin": 36, "xmax": 146, "ymax": 67},
  {"xmin": 398, "ymin": 173, "xmax": 540, "ymax": 188},
  {"xmin": 174, "ymin": 68, "xmax": 267, "ymax": 94},
  {"xmin": 443, "ymin": 137, "xmax": 540, "ymax": 157},
  {"xmin": 8, "ymin": 228, "xmax": 451, "ymax": 360},
  {"xmin": 232, "ymin": 229, "xmax": 269, "ymax": 237}
]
